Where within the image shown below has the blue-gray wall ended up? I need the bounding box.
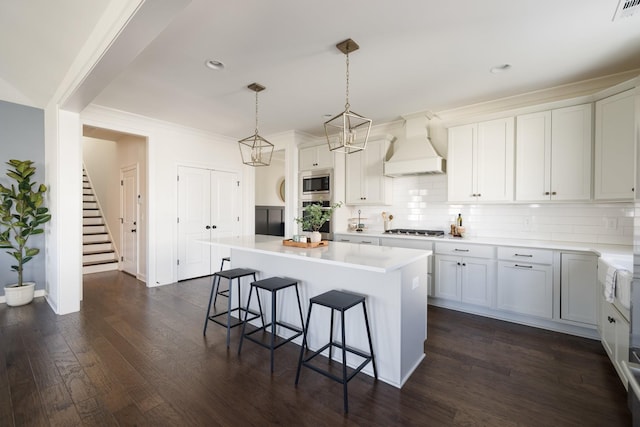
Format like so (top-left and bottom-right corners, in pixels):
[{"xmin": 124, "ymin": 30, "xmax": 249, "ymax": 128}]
[{"xmin": 0, "ymin": 100, "xmax": 45, "ymax": 290}]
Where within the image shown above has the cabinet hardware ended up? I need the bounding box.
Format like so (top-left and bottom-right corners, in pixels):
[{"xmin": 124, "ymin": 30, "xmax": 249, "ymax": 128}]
[
  {"xmin": 608, "ymin": 316, "xmax": 616, "ymax": 324},
  {"xmin": 454, "ymin": 249, "xmax": 469, "ymax": 252},
  {"xmin": 544, "ymin": 191, "xmax": 550, "ymax": 195},
  {"xmin": 457, "ymin": 262, "xmax": 461, "ymax": 266},
  {"xmin": 206, "ymin": 225, "xmax": 211, "ymax": 229},
  {"xmin": 514, "ymin": 264, "xmax": 533, "ymax": 269},
  {"xmin": 551, "ymin": 191, "xmax": 557, "ymax": 195},
  {"xmin": 514, "ymin": 254, "xmax": 533, "ymax": 257},
  {"xmin": 462, "ymin": 263, "xmax": 466, "ymax": 266}
]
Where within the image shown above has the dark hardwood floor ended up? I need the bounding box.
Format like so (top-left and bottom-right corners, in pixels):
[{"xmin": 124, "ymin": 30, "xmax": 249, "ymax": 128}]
[{"xmin": 0, "ymin": 271, "xmax": 631, "ymax": 426}]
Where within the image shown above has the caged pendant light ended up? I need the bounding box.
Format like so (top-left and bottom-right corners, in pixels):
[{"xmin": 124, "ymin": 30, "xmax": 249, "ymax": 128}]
[
  {"xmin": 238, "ymin": 83, "xmax": 274, "ymax": 167},
  {"xmin": 324, "ymin": 38, "xmax": 371, "ymax": 154}
]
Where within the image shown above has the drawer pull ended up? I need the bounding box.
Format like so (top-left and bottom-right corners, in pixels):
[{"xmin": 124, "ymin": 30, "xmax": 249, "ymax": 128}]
[
  {"xmin": 514, "ymin": 253, "xmax": 533, "ymax": 257},
  {"xmin": 454, "ymin": 249, "xmax": 469, "ymax": 252},
  {"xmin": 361, "ymin": 241, "xmax": 372, "ymax": 244},
  {"xmin": 514, "ymin": 264, "xmax": 533, "ymax": 269}
]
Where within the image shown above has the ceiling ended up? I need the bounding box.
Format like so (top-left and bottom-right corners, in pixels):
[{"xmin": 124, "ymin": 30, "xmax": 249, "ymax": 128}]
[{"xmin": 3, "ymin": 0, "xmax": 640, "ymax": 139}]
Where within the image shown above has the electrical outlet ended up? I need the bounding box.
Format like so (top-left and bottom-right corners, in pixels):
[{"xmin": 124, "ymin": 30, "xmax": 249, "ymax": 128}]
[{"xmin": 605, "ymin": 218, "xmax": 618, "ymax": 229}]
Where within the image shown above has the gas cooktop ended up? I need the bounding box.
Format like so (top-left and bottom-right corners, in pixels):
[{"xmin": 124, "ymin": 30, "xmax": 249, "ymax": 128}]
[{"xmin": 384, "ymin": 229, "xmax": 445, "ymax": 237}]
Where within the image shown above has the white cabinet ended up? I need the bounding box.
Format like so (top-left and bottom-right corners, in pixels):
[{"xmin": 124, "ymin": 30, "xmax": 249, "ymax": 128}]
[
  {"xmin": 333, "ymin": 234, "xmax": 379, "ymax": 245},
  {"xmin": 497, "ymin": 246, "xmax": 553, "ymax": 319},
  {"xmin": 447, "ymin": 117, "xmax": 514, "ymax": 202},
  {"xmin": 345, "ymin": 136, "xmax": 393, "ymax": 205},
  {"xmin": 594, "ymin": 89, "xmax": 635, "ymax": 200},
  {"xmin": 434, "ymin": 242, "xmax": 495, "ymax": 307},
  {"xmin": 600, "ymin": 298, "xmax": 629, "ymax": 388},
  {"xmin": 299, "ymin": 145, "xmax": 334, "ymax": 171},
  {"xmin": 561, "ymin": 253, "xmax": 597, "ymax": 325},
  {"xmin": 515, "ymin": 104, "xmax": 592, "ymax": 201}
]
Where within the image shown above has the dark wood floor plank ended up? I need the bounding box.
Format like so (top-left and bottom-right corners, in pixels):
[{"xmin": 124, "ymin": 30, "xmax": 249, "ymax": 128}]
[
  {"xmin": 0, "ymin": 271, "xmax": 631, "ymax": 426},
  {"xmin": 39, "ymin": 382, "xmax": 83, "ymax": 426}
]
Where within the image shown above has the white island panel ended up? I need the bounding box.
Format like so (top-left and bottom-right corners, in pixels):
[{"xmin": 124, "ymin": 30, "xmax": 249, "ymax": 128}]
[{"xmin": 203, "ymin": 236, "xmax": 430, "ymax": 388}]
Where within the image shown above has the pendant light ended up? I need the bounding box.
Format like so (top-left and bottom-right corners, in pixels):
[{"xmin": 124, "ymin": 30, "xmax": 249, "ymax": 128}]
[
  {"xmin": 324, "ymin": 38, "xmax": 371, "ymax": 154},
  {"xmin": 238, "ymin": 83, "xmax": 274, "ymax": 167}
]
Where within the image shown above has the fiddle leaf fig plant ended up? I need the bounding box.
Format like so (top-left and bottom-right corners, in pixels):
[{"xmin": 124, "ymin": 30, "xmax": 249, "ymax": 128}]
[
  {"xmin": 295, "ymin": 201, "xmax": 342, "ymax": 232},
  {"xmin": 0, "ymin": 160, "xmax": 51, "ymax": 286}
]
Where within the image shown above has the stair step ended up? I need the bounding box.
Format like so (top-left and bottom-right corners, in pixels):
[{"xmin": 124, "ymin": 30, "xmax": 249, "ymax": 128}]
[
  {"xmin": 83, "ymin": 225, "xmax": 106, "ymax": 234},
  {"xmin": 83, "ymin": 252, "xmax": 117, "ymax": 263},
  {"xmin": 83, "ymin": 261, "xmax": 119, "ymax": 275},
  {"xmin": 83, "ymin": 217, "xmax": 104, "ymax": 226},
  {"xmin": 83, "ymin": 242, "xmax": 113, "ymax": 252},
  {"xmin": 83, "ymin": 202, "xmax": 98, "ymax": 209},
  {"xmin": 83, "ymin": 234, "xmax": 110, "ymax": 243}
]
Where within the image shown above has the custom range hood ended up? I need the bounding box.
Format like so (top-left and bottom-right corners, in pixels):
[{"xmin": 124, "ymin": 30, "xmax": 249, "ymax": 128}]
[{"xmin": 384, "ymin": 115, "xmax": 445, "ymax": 176}]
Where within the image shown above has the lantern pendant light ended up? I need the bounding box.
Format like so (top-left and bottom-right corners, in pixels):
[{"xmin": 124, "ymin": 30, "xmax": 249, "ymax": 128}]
[
  {"xmin": 238, "ymin": 83, "xmax": 274, "ymax": 167},
  {"xmin": 324, "ymin": 38, "xmax": 371, "ymax": 154}
]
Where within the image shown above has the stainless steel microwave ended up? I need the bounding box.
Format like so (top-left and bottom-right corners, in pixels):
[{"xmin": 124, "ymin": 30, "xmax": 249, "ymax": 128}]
[{"xmin": 300, "ymin": 169, "xmax": 332, "ymax": 198}]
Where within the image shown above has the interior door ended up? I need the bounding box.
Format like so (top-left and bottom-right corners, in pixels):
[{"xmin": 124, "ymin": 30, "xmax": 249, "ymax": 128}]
[
  {"xmin": 120, "ymin": 165, "xmax": 138, "ymax": 276},
  {"xmin": 177, "ymin": 166, "xmax": 238, "ymax": 280}
]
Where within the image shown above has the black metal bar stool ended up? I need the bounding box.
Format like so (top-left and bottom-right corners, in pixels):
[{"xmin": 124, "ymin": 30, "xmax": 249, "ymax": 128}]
[
  {"xmin": 295, "ymin": 290, "xmax": 377, "ymax": 413},
  {"xmin": 203, "ymin": 267, "xmax": 263, "ymax": 347},
  {"xmin": 238, "ymin": 277, "xmax": 305, "ymax": 372},
  {"xmin": 212, "ymin": 256, "xmax": 231, "ymax": 307}
]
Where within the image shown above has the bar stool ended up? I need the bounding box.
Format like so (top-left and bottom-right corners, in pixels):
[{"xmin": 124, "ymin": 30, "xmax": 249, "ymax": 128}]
[
  {"xmin": 295, "ymin": 290, "xmax": 377, "ymax": 413},
  {"xmin": 213, "ymin": 256, "xmax": 231, "ymax": 307},
  {"xmin": 203, "ymin": 267, "xmax": 263, "ymax": 347},
  {"xmin": 238, "ymin": 277, "xmax": 305, "ymax": 372}
]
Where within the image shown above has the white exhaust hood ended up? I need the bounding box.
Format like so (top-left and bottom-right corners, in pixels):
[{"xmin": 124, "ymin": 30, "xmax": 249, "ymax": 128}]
[{"xmin": 384, "ymin": 115, "xmax": 445, "ymax": 177}]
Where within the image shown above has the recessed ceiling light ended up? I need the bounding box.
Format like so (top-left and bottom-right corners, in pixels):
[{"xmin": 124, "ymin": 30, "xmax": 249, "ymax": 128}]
[
  {"xmin": 205, "ymin": 59, "xmax": 225, "ymax": 70},
  {"xmin": 490, "ymin": 64, "xmax": 512, "ymax": 73}
]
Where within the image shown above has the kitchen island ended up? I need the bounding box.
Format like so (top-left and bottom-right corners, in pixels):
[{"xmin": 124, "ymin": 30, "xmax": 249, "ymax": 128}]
[{"xmin": 202, "ymin": 235, "xmax": 431, "ymax": 388}]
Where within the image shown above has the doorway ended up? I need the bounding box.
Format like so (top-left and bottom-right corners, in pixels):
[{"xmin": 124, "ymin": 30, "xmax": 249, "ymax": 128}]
[{"xmin": 120, "ymin": 164, "xmax": 138, "ymax": 276}]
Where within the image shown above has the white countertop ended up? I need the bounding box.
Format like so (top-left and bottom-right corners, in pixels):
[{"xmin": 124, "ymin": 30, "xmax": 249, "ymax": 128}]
[
  {"xmin": 201, "ymin": 235, "xmax": 431, "ymax": 273},
  {"xmin": 336, "ymin": 230, "xmax": 632, "ymax": 258}
]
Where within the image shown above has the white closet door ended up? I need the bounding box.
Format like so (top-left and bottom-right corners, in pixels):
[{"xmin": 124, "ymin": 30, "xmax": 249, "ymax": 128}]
[
  {"xmin": 178, "ymin": 166, "xmax": 239, "ymax": 281},
  {"xmin": 178, "ymin": 167, "xmax": 213, "ymax": 280}
]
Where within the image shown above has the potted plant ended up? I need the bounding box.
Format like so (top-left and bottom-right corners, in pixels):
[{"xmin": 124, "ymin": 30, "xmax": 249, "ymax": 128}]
[
  {"xmin": 0, "ymin": 160, "xmax": 51, "ymax": 306},
  {"xmin": 295, "ymin": 201, "xmax": 342, "ymax": 243}
]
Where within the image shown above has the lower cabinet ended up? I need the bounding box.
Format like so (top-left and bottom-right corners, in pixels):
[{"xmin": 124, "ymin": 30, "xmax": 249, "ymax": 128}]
[
  {"xmin": 497, "ymin": 261, "xmax": 553, "ymax": 319},
  {"xmin": 600, "ymin": 299, "xmax": 629, "ymax": 388},
  {"xmin": 496, "ymin": 246, "xmax": 553, "ymax": 319},
  {"xmin": 560, "ymin": 253, "xmax": 597, "ymax": 325},
  {"xmin": 435, "ymin": 254, "xmax": 495, "ymax": 308}
]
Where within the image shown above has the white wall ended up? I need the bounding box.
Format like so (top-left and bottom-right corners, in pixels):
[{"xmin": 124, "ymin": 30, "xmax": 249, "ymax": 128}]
[
  {"xmin": 82, "ymin": 105, "xmax": 248, "ymax": 286},
  {"xmin": 255, "ymin": 150, "xmax": 285, "ymax": 206}
]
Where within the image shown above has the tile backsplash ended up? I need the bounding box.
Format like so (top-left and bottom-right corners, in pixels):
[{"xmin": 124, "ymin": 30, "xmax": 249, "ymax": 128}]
[{"xmin": 348, "ymin": 174, "xmax": 633, "ymax": 246}]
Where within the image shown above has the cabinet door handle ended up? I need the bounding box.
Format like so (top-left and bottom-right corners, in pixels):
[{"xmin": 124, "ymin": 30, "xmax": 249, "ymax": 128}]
[
  {"xmin": 608, "ymin": 316, "xmax": 616, "ymax": 324},
  {"xmin": 462, "ymin": 263, "xmax": 466, "ymax": 267},
  {"xmin": 454, "ymin": 249, "xmax": 469, "ymax": 252},
  {"xmin": 206, "ymin": 225, "xmax": 211, "ymax": 230},
  {"xmin": 514, "ymin": 254, "xmax": 533, "ymax": 257},
  {"xmin": 544, "ymin": 191, "xmax": 550, "ymax": 195},
  {"xmin": 340, "ymin": 239, "xmax": 350, "ymax": 242},
  {"xmin": 361, "ymin": 241, "xmax": 372, "ymax": 244},
  {"xmin": 457, "ymin": 262, "xmax": 461, "ymax": 266},
  {"xmin": 514, "ymin": 264, "xmax": 533, "ymax": 269},
  {"xmin": 551, "ymin": 191, "xmax": 557, "ymax": 195}
]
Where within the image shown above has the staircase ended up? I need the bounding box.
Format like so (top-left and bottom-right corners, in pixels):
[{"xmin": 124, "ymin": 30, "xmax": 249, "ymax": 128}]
[{"xmin": 83, "ymin": 169, "xmax": 119, "ymax": 274}]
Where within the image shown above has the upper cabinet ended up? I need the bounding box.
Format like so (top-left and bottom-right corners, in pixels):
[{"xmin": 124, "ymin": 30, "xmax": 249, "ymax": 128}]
[
  {"xmin": 516, "ymin": 104, "xmax": 592, "ymax": 201},
  {"xmin": 594, "ymin": 89, "xmax": 636, "ymax": 200},
  {"xmin": 345, "ymin": 135, "xmax": 393, "ymax": 205},
  {"xmin": 299, "ymin": 145, "xmax": 334, "ymax": 171},
  {"xmin": 448, "ymin": 117, "xmax": 514, "ymax": 202}
]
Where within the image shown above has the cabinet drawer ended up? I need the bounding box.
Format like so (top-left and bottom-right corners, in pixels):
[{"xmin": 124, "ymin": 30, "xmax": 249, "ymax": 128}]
[
  {"xmin": 335, "ymin": 235, "xmax": 380, "ymax": 245},
  {"xmin": 435, "ymin": 242, "xmax": 495, "ymax": 258},
  {"xmin": 497, "ymin": 246, "xmax": 553, "ymax": 264}
]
